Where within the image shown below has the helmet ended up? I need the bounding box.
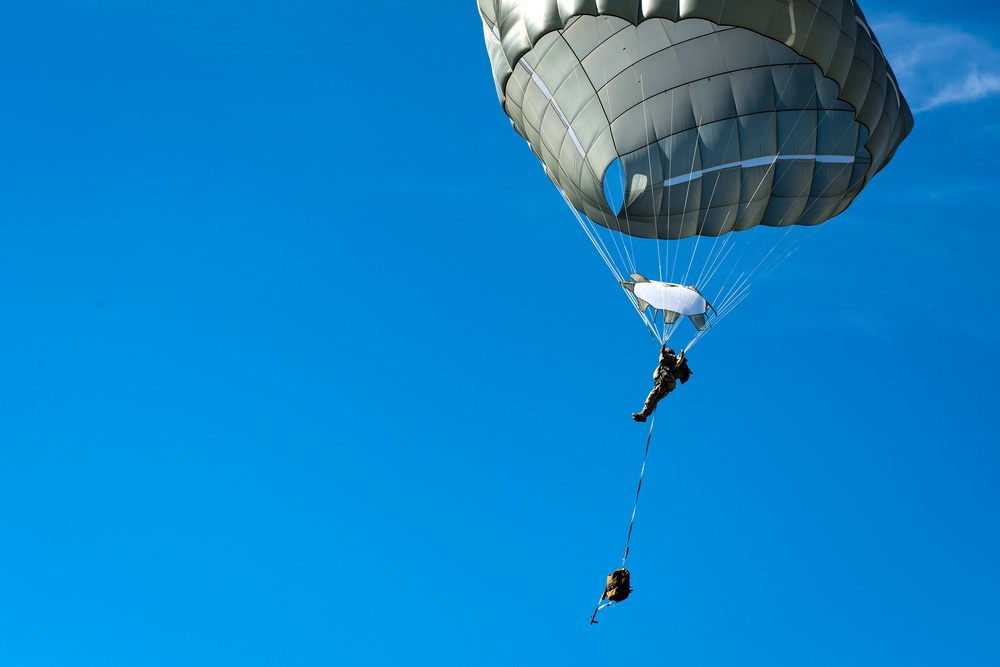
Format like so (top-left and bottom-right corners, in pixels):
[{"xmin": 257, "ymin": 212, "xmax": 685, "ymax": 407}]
[{"xmin": 663, "ymin": 347, "xmax": 675, "ymax": 355}]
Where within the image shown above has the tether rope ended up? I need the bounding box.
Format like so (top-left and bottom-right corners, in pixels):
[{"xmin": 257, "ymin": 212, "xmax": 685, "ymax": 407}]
[
  {"xmin": 590, "ymin": 412, "xmax": 657, "ymax": 624},
  {"xmin": 622, "ymin": 412, "xmax": 655, "ymax": 568}
]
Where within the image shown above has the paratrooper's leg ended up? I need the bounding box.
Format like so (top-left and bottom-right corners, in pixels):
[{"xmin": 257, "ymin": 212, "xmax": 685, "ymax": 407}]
[{"xmin": 633, "ymin": 381, "xmax": 670, "ymax": 421}]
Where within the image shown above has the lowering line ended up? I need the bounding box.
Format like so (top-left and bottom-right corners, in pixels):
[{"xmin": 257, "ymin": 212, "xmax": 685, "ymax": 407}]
[{"xmin": 590, "ymin": 413, "xmax": 656, "ymax": 625}]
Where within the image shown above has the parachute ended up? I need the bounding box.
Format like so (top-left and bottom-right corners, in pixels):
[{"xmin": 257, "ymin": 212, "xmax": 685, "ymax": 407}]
[
  {"xmin": 478, "ymin": 0, "xmax": 913, "ymax": 624},
  {"xmin": 479, "ymin": 0, "xmax": 912, "ymax": 346}
]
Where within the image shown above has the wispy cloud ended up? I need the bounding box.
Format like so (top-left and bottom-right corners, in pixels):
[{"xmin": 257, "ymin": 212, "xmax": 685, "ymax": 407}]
[{"xmin": 872, "ymin": 14, "xmax": 1000, "ymax": 112}]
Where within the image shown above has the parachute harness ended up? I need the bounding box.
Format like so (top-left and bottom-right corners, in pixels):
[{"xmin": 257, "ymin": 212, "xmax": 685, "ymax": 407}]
[{"xmin": 590, "ymin": 413, "xmax": 656, "ymax": 625}]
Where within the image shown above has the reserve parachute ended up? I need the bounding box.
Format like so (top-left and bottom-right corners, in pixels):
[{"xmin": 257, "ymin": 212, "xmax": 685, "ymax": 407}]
[{"xmin": 479, "ymin": 0, "xmax": 912, "ymax": 346}]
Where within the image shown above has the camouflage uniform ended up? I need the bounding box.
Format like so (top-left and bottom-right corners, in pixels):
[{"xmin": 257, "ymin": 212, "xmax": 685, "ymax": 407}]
[{"xmin": 633, "ymin": 346, "xmax": 691, "ymax": 421}]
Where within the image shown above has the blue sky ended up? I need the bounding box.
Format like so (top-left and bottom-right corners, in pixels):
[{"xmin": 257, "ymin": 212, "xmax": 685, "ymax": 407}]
[{"xmin": 1, "ymin": 1, "xmax": 998, "ymax": 665}]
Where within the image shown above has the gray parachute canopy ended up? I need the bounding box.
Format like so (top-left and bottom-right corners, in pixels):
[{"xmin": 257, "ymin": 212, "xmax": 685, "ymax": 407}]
[{"xmin": 479, "ymin": 0, "xmax": 913, "ymax": 240}]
